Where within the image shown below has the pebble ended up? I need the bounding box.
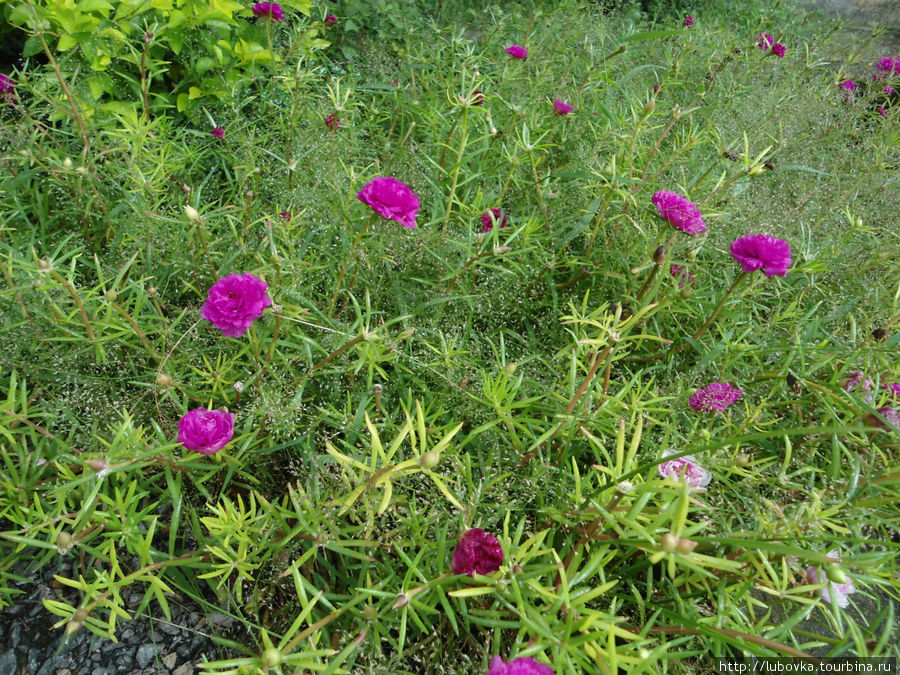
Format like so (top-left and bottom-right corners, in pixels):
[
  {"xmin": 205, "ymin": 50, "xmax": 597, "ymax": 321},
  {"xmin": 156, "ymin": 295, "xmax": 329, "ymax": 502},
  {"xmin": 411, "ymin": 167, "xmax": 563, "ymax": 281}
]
[
  {"xmin": 136, "ymin": 644, "xmax": 158, "ymax": 669},
  {"xmin": 173, "ymin": 663, "xmax": 194, "ymax": 675},
  {"xmin": 162, "ymin": 652, "xmax": 178, "ymax": 669}
]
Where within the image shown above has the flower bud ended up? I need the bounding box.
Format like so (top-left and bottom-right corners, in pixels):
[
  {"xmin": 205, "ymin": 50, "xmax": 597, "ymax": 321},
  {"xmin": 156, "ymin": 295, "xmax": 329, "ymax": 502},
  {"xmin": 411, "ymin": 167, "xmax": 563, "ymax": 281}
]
[
  {"xmin": 735, "ymin": 453, "xmax": 750, "ymax": 467},
  {"xmin": 86, "ymin": 457, "xmax": 107, "ymax": 473},
  {"xmin": 76, "ymin": 166, "xmax": 88, "ymax": 175},
  {"xmin": 56, "ymin": 531, "xmax": 74, "ymax": 555},
  {"xmin": 245, "ymin": 190, "xmax": 254, "ymax": 200},
  {"xmin": 62, "ymin": 158, "xmax": 73, "ymax": 170},
  {"xmin": 262, "ymin": 648, "xmax": 282, "ymax": 667},
  {"xmin": 234, "ymin": 381, "xmax": 244, "ymax": 394},
  {"xmin": 660, "ymin": 532, "xmax": 677, "ymax": 553},
  {"xmin": 826, "ymin": 565, "xmax": 848, "ymax": 584},
  {"xmin": 38, "ymin": 258, "xmax": 52, "ymax": 271},
  {"xmin": 65, "ymin": 619, "xmax": 84, "ymax": 637},
  {"xmin": 155, "ymin": 372, "xmax": 173, "ymax": 388},
  {"xmin": 392, "ymin": 593, "xmax": 408, "ymax": 609},
  {"xmin": 653, "ymin": 245, "xmax": 665, "ymax": 265},
  {"xmin": 73, "ymin": 608, "xmax": 89, "ymax": 623},
  {"xmin": 617, "ymin": 480, "xmax": 635, "ymax": 494},
  {"xmin": 104, "ymin": 289, "xmax": 118, "ymax": 302},
  {"xmin": 504, "ymin": 362, "xmax": 517, "ymax": 374},
  {"xmin": 147, "ymin": 286, "xmax": 158, "ymax": 297},
  {"xmin": 764, "ymin": 160, "xmax": 776, "ymax": 171},
  {"xmin": 419, "ymin": 451, "xmax": 440, "ymax": 469},
  {"xmin": 748, "ymin": 165, "xmax": 765, "ymax": 176},
  {"xmin": 643, "ymin": 99, "xmax": 656, "ymax": 115},
  {"xmin": 185, "ymin": 205, "xmax": 201, "ymax": 222},
  {"xmin": 676, "ymin": 537, "xmax": 698, "ymax": 555},
  {"xmin": 363, "ymin": 605, "xmax": 378, "ymax": 622},
  {"xmin": 181, "ymin": 184, "xmax": 191, "ymax": 194},
  {"xmin": 679, "ymin": 286, "xmax": 693, "ymax": 299}
]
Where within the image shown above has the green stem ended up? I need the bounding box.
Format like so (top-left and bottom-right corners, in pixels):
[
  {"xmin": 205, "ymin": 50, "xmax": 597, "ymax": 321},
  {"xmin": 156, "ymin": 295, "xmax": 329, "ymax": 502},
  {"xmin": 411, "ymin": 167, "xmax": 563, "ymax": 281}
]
[
  {"xmin": 328, "ymin": 217, "xmax": 372, "ymax": 317},
  {"xmin": 443, "ymin": 107, "xmax": 469, "ymax": 228}
]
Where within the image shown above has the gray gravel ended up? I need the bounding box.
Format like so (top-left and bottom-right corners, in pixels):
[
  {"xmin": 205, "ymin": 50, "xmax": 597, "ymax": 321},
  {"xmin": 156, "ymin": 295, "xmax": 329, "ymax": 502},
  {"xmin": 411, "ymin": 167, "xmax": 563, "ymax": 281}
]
[{"xmin": 0, "ymin": 561, "xmax": 223, "ymax": 675}]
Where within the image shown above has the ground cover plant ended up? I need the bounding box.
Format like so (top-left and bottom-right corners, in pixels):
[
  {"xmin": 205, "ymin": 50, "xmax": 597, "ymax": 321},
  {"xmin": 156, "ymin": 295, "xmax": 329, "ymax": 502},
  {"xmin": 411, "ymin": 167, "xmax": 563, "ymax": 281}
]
[{"xmin": 1, "ymin": 0, "xmax": 899, "ymax": 672}]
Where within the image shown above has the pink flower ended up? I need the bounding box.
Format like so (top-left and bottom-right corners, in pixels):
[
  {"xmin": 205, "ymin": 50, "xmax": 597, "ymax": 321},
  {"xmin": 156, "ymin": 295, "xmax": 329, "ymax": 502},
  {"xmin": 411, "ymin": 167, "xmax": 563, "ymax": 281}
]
[
  {"xmin": 772, "ymin": 42, "xmax": 786, "ymax": 58},
  {"xmin": 488, "ymin": 655, "xmax": 555, "ymax": 675},
  {"xmin": 452, "ymin": 528, "xmax": 503, "ymax": 576},
  {"xmin": 325, "ymin": 13, "xmax": 337, "ymax": 24},
  {"xmin": 884, "ymin": 86, "xmax": 895, "ymax": 95},
  {"xmin": 279, "ymin": 211, "xmax": 292, "ymax": 220},
  {"xmin": 651, "ymin": 190, "xmax": 707, "ymax": 235},
  {"xmin": 876, "ymin": 56, "xmax": 900, "ymax": 75},
  {"xmin": 729, "ymin": 233, "xmax": 792, "ymax": 277},
  {"xmin": 866, "ymin": 407, "xmax": 900, "ymax": 431},
  {"xmin": 552, "ymin": 99, "xmax": 573, "ymax": 115},
  {"xmin": 689, "ymin": 382, "xmax": 742, "ymax": 413},
  {"xmin": 888, "ymin": 383, "xmax": 900, "ymax": 398},
  {"xmin": 211, "ymin": 126, "xmax": 225, "ymax": 140},
  {"xmin": 357, "ymin": 177, "xmax": 420, "ymax": 229},
  {"xmin": 653, "ymin": 84, "xmax": 661, "ymax": 93},
  {"xmin": 843, "ymin": 371, "xmax": 874, "ymax": 393},
  {"xmin": 177, "ymin": 408, "xmax": 235, "ymax": 455},
  {"xmin": 806, "ymin": 552, "xmax": 855, "ymax": 608},
  {"xmin": 657, "ymin": 450, "xmax": 711, "ymax": 490},
  {"xmin": 506, "ymin": 45, "xmax": 528, "ymax": 60},
  {"xmin": 0, "ymin": 74, "xmax": 15, "ymax": 95},
  {"xmin": 251, "ymin": 2, "xmax": 284, "ymax": 21},
  {"xmin": 471, "ymin": 89, "xmax": 485, "ymax": 106},
  {"xmin": 877, "ymin": 107, "xmax": 887, "ymax": 117},
  {"xmin": 683, "ymin": 15, "xmax": 694, "ymax": 27},
  {"xmin": 200, "ymin": 273, "xmax": 272, "ymax": 337},
  {"xmin": 325, "ymin": 113, "xmax": 340, "ymax": 131},
  {"xmin": 757, "ymin": 33, "xmax": 774, "ymax": 50},
  {"xmin": 481, "ymin": 208, "xmax": 508, "ymax": 233},
  {"xmin": 840, "ymin": 79, "xmax": 855, "ymax": 92},
  {"xmin": 669, "ymin": 264, "xmax": 696, "ymax": 287}
]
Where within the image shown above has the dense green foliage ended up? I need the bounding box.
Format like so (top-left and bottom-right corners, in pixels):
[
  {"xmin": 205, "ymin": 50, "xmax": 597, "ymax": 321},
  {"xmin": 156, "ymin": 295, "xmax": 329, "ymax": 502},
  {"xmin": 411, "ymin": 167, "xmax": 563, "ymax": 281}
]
[{"xmin": 1, "ymin": 0, "xmax": 898, "ymax": 672}]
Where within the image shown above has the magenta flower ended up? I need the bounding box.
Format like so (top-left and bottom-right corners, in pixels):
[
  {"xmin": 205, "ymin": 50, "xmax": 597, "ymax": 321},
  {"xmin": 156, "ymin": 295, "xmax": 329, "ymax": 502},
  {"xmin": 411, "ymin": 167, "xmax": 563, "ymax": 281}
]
[
  {"xmin": 0, "ymin": 74, "xmax": 15, "ymax": 95},
  {"xmin": 552, "ymin": 99, "xmax": 573, "ymax": 115},
  {"xmin": 657, "ymin": 450, "xmax": 711, "ymax": 490},
  {"xmin": 889, "ymin": 383, "xmax": 900, "ymax": 398},
  {"xmin": 488, "ymin": 655, "xmax": 555, "ymax": 675},
  {"xmin": 772, "ymin": 42, "xmax": 786, "ymax": 58},
  {"xmin": 651, "ymin": 190, "xmax": 707, "ymax": 235},
  {"xmin": 877, "ymin": 107, "xmax": 887, "ymax": 117},
  {"xmin": 683, "ymin": 15, "xmax": 694, "ymax": 27},
  {"xmin": 200, "ymin": 273, "xmax": 272, "ymax": 337},
  {"xmin": 839, "ymin": 79, "xmax": 855, "ymax": 92},
  {"xmin": 211, "ymin": 126, "xmax": 225, "ymax": 140},
  {"xmin": 884, "ymin": 86, "xmax": 895, "ymax": 95},
  {"xmin": 279, "ymin": 211, "xmax": 292, "ymax": 221},
  {"xmin": 876, "ymin": 56, "xmax": 900, "ymax": 75},
  {"xmin": 506, "ymin": 45, "xmax": 528, "ymax": 60},
  {"xmin": 757, "ymin": 33, "xmax": 774, "ymax": 50},
  {"xmin": 690, "ymin": 382, "xmax": 742, "ymax": 413},
  {"xmin": 251, "ymin": 2, "xmax": 284, "ymax": 21},
  {"xmin": 177, "ymin": 408, "xmax": 235, "ymax": 455},
  {"xmin": 357, "ymin": 177, "xmax": 420, "ymax": 229},
  {"xmin": 806, "ymin": 552, "xmax": 855, "ymax": 608},
  {"xmin": 471, "ymin": 89, "xmax": 485, "ymax": 106},
  {"xmin": 324, "ymin": 113, "xmax": 340, "ymax": 131},
  {"xmin": 729, "ymin": 234, "xmax": 792, "ymax": 277},
  {"xmin": 669, "ymin": 264, "xmax": 696, "ymax": 287},
  {"xmin": 653, "ymin": 84, "xmax": 661, "ymax": 93},
  {"xmin": 452, "ymin": 528, "xmax": 503, "ymax": 576},
  {"xmin": 481, "ymin": 208, "xmax": 508, "ymax": 233},
  {"xmin": 325, "ymin": 13, "xmax": 337, "ymax": 24}
]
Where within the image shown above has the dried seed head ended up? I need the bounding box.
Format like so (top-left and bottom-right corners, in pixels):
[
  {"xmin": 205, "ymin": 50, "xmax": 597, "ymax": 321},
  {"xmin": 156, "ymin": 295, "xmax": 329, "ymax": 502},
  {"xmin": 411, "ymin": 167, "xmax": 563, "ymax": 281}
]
[
  {"xmin": 38, "ymin": 258, "xmax": 52, "ymax": 271},
  {"xmin": 147, "ymin": 286, "xmax": 158, "ymax": 297},
  {"xmin": 233, "ymin": 381, "xmax": 244, "ymax": 394},
  {"xmin": 617, "ymin": 480, "xmax": 635, "ymax": 494},
  {"xmin": 653, "ymin": 245, "xmax": 666, "ymax": 265},
  {"xmin": 86, "ymin": 457, "xmax": 108, "ymax": 473},
  {"xmin": 155, "ymin": 372, "xmax": 173, "ymax": 388}
]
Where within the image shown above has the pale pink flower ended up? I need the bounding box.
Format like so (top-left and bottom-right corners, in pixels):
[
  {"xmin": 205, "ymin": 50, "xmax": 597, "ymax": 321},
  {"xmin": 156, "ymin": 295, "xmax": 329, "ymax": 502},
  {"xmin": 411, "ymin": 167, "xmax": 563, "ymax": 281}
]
[
  {"xmin": 658, "ymin": 450, "xmax": 711, "ymax": 490},
  {"xmin": 806, "ymin": 551, "xmax": 855, "ymax": 608}
]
